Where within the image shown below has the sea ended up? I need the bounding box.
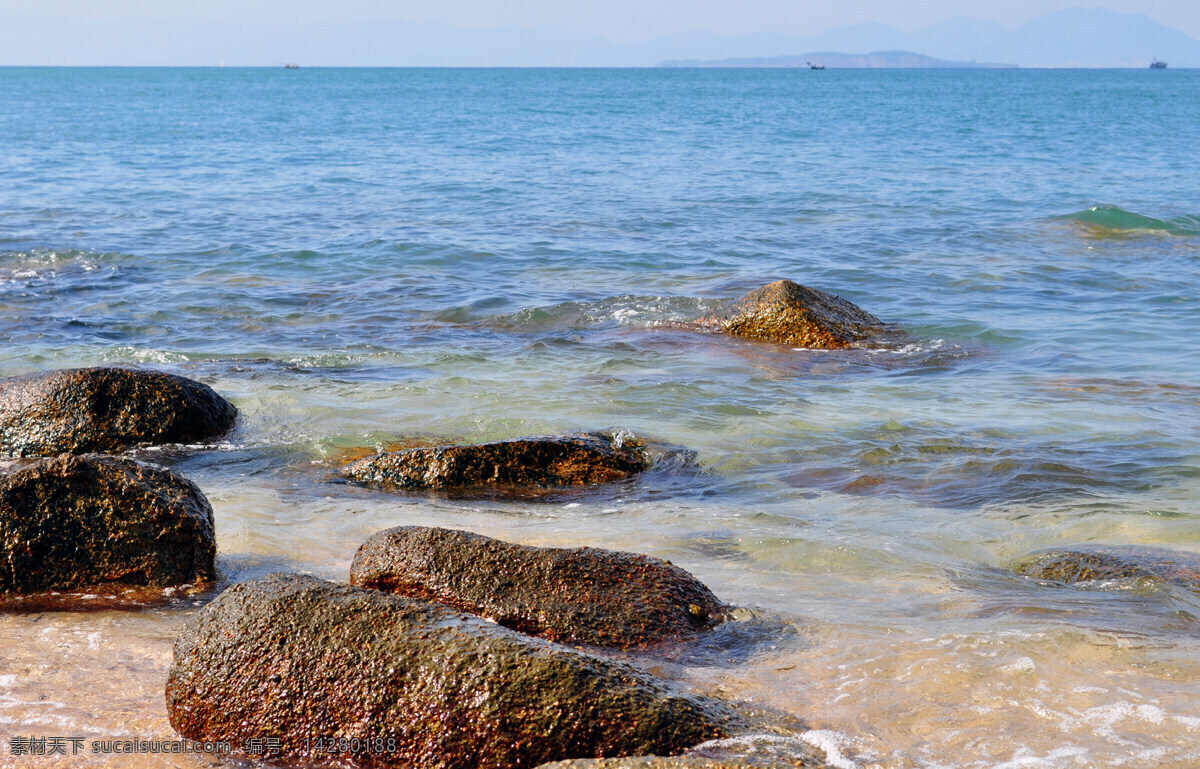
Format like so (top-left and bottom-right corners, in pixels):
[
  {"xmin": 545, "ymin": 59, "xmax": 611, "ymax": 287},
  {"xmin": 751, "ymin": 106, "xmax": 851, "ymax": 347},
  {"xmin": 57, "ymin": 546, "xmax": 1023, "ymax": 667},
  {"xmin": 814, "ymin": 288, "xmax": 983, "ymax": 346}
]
[{"xmin": 1, "ymin": 67, "xmax": 1199, "ymax": 769}]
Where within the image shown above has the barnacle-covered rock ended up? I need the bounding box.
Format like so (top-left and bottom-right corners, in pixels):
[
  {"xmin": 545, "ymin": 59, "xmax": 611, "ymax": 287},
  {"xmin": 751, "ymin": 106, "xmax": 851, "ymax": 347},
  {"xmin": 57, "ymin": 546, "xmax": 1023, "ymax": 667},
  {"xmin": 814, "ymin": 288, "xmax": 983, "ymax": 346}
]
[
  {"xmin": 695, "ymin": 280, "xmax": 881, "ymax": 348},
  {"xmin": 351, "ymin": 526, "xmax": 726, "ymax": 648},
  {"xmin": 0, "ymin": 367, "xmax": 236, "ymax": 456},
  {"xmin": 167, "ymin": 573, "xmax": 737, "ymax": 768},
  {"xmin": 0, "ymin": 454, "xmax": 215, "ymax": 595},
  {"xmin": 340, "ymin": 432, "xmax": 649, "ymax": 493}
]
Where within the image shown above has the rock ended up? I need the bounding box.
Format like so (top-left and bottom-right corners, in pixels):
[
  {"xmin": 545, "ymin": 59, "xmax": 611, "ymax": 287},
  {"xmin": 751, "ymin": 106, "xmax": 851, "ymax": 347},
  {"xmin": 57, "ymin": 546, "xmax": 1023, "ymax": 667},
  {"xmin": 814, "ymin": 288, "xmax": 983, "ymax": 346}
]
[
  {"xmin": 0, "ymin": 454, "xmax": 215, "ymax": 595},
  {"xmin": 350, "ymin": 526, "xmax": 727, "ymax": 649},
  {"xmin": 0, "ymin": 367, "xmax": 237, "ymax": 457},
  {"xmin": 166, "ymin": 573, "xmax": 736, "ymax": 768},
  {"xmin": 695, "ymin": 280, "xmax": 881, "ymax": 348},
  {"xmin": 340, "ymin": 432, "xmax": 650, "ymax": 493},
  {"xmin": 1016, "ymin": 546, "xmax": 1200, "ymax": 590}
]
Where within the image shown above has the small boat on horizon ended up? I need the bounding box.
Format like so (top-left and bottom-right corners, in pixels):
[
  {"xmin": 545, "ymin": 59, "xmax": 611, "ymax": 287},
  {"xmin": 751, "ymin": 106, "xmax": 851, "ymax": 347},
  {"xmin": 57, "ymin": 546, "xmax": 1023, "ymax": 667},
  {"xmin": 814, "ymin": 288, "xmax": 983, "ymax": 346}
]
[
  {"xmin": 284, "ymin": 63, "xmax": 300, "ymax": 69},
  {"xmin": 806, "ymin": 61, "xmax": 826, "ymax": 70},
  {"xmin": 1150, "ymin": 59, "xmax": 1167, "ymax": 69}
]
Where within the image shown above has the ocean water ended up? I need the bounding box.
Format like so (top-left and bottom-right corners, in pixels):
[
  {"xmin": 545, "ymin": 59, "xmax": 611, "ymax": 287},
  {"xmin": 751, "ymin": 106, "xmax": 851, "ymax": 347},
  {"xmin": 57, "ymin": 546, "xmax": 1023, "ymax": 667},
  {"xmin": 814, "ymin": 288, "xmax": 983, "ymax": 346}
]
[{"xmin": 2, "ymin": 67, "xmax": 1200, "ymax": 768}]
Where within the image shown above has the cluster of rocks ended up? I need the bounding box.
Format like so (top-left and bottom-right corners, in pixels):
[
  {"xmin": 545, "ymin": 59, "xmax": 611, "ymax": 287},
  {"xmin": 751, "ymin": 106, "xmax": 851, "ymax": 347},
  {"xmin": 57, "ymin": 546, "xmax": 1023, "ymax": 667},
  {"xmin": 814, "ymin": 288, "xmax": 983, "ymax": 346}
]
[
  {"xmin": 6, "ymin": 280, "xmax": 1190, "ymax": 768},
  {"xmin": 1, "ymin": 367, "xmax": 236, "ymax": 601},
  {"xmin": 166, "ymin": 528, "xmax": 829, "ymax": 767},
  {"xmin": 0, "ymin": 278, "xmax": 887, "ymax": 600}
]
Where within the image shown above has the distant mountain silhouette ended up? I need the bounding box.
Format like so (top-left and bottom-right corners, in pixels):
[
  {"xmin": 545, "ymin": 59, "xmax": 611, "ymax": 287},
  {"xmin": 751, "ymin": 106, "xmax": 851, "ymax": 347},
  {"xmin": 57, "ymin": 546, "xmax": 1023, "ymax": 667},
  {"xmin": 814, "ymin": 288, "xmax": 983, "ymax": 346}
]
[
  {"xmin": 0, "ymin": 6, "xmax": 1196, "ymax": 67},
  {"xmin": 659, "ymin": 51, "xmax": 1016, "ymax": 69},
  {"xmin": 801, "ymin": 8, "xmax": 1200, "ymax": 67}
]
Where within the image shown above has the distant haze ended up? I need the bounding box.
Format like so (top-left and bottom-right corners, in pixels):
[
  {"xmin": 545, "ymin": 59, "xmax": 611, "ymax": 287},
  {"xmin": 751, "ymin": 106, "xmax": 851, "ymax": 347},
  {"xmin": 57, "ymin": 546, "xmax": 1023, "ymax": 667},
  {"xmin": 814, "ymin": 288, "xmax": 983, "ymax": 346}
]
[{"xmin": 0, "ymin": 5, "xmax": 1196, "ymax": 67}]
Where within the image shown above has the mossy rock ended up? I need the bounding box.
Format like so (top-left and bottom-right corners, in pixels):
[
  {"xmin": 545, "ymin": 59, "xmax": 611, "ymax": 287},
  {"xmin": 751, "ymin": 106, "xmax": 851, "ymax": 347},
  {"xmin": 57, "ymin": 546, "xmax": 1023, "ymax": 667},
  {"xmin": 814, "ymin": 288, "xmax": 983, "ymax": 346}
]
[
  {"xmin": 340, "ymin": 432, "xmax": 650, "ymax": 494},
  {"xmin": 695, "ymin": 280, "xmax": 881, "ymax": 348},
  {"xmin": 0, "ymin": 454, "xmax": 215, "ymax": 595},
  {"xmin": 351, "ymin": 526, "xmax": 727, "ymax": 649},
  {"xmin": 0, "ymin": 367, "xmax": 237, "ymax": 456},
  {"xmin": 167, "ymin": 573, "xmax": 738, "ymax": 768}
]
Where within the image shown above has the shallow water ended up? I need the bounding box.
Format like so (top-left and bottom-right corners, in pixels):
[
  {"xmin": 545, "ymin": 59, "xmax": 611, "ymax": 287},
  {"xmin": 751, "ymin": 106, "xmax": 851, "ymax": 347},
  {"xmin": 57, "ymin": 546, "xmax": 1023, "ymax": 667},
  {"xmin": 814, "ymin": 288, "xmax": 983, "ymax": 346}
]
[{"xmin": 2, "ymin": 68, "xmax": 1200, "ymax": 768}]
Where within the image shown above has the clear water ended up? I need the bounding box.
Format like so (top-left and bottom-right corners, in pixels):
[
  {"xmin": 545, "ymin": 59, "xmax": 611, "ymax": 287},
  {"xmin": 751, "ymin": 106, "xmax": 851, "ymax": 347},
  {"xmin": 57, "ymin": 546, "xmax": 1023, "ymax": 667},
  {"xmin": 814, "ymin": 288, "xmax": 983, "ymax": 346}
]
[{"xmin": 2, "ymin": 68, "xmax": 1199, "ymax": 768}]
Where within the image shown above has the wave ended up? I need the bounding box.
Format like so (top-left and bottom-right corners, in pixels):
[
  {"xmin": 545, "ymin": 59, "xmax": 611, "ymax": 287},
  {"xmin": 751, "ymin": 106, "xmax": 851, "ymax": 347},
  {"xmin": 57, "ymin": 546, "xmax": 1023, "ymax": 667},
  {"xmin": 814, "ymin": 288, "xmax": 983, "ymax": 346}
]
[
  {"xmin": 491, "ymin": 294, "xmax": 718, "ymax": 332},
  {"xmin": 0, "ymin": 247, "xmax": 123, "ymax": 284},
  {"xmin": 1058, "ymin": 206, "xmax": 1200, "ymax": 237}
]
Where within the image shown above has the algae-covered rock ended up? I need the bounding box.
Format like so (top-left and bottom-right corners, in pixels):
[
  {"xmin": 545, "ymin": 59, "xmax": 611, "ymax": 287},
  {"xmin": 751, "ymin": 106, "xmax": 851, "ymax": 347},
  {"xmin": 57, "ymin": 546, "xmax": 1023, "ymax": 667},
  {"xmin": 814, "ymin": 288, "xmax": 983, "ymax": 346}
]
[
  {"xmin": 340, "ymin": 432, "xmax": 650, "ymax": 493},
  {"xmin": 0, "ymin": 454, "xmax": 215, "ymax": 595},
  {"xmin": 695, "ymin": 280, "xmax": 881, "ymax": 348},
  {"xmin": 0, "ymin": 367, "xmax": 237, "ymax": 457},
  {"xmin": 1016, "ymin": 546, "xmax": 1200, "ymax": 590},
  {"xmin": 351, "ymin": 526, "xmax": 727, "ymax": 649},
  {"xmin": 166, "ymin": 573, "xmax": 736, "ymax": 768}
]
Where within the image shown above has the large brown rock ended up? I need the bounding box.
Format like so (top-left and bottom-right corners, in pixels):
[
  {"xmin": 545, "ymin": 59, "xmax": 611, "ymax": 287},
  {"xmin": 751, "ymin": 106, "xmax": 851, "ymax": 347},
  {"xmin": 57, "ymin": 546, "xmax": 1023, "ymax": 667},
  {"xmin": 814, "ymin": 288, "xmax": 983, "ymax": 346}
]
[
  {"xmin": 695, "ymin": 280, "xmax": 881, "ymax": 348},
  {"xmin": 1016, "ymin": 546, "xmax": 1200, "ymax": 590},
  {"xmin": 166, "ymin": 573, "xmax": 737, "ymax": 768},
  {"xmin": 0, "ymin": 454, "xmax": 215, "ymax": 595},
  {"xmin": 350, "ymin": 526, "xmax": 727, "ymax": 649},
  {"xmin": 340, "ymin": 432, "xmax": 650, "ymax": 493},
  {"xmin": 0, "ymin": 367, "xmax": 237, "ymax": 457}
]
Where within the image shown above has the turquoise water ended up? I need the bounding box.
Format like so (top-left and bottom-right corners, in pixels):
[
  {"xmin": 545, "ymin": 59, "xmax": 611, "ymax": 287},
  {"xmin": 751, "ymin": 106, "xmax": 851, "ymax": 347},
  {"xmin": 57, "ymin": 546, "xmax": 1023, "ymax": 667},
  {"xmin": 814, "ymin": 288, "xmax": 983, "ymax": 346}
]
[{"xmin": 2, "ymin": 68, "xmax": 1200, "ymax": 768}]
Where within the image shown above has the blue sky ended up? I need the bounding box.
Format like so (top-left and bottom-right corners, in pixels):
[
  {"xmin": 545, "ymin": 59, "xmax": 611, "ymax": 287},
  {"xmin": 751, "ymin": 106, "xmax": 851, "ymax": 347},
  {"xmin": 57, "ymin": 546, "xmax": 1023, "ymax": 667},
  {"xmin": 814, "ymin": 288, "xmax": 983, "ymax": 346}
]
[
  {"xmin": 2, "ymin": 2, "xmax": 1197, "ymax": 66},
  {"xmin": 6, "ymin": 0, "xmax": 1199, "ymax": 40}
]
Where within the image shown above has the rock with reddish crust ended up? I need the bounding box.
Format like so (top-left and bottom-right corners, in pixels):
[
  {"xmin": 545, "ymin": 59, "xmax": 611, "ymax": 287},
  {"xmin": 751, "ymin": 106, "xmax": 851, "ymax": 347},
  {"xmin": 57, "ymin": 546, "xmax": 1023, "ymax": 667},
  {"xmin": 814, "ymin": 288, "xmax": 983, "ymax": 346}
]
[
  {"xmin": 339, "ymin": 432, "xmax": 650, "ymax": 494},
  {"xmin": 350, "ymin": 526, "xmax": 727, "ymax": 649},
  {"xmin": 695, "ymin": 280, "xmax": 881, "ymax": 348},
  {"xmin": 1016, "ymin": 546, "xmax": 1200, "ymax": 590},
  {"xmin": 0, "ymin": 367, "xmax": 237, "ymax": 457},
  {"xmin": 0, "ymin": 454, "xmax": 215, "ymax": 595},
  {"xmin": 166, "ymin": 573, "xmax": 738, "ymax": 769}
]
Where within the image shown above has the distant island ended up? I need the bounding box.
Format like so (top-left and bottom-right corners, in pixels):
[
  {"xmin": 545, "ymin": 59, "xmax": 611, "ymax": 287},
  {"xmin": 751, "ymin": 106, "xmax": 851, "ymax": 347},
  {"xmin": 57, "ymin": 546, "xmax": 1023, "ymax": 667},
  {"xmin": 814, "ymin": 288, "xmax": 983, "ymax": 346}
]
[{"xmin": 658, "ymin": 50, "xmax": 1017, "ymax": 69}]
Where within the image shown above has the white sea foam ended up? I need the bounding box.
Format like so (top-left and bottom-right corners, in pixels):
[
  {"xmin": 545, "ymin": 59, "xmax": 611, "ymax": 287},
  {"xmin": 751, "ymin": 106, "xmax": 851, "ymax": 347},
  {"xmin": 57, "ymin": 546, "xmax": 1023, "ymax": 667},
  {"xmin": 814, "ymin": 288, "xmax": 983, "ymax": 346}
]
[
  {"xmin": 108, "ymin": 346, "xmax": 190, "ymax": 364},
  {"xmin": 999, "ymin": 656, "xmax": 1036, "ymax": 674},
  {"xmin": 1173, "ymin": 715, "xmax": 1200, "ymax": 730},
  {"xmin": 991, "ymin": 745, "xmax": 1089, "ymax": 768},
  {"xmin": 801, "ymin": 730, "xmax": 859, "ymax": 769},
  {"xmin": 868, "ymin": 338, "xmax": 946, "ymax": 355},
  {"xmin": 692, "ymin": 732, "xmax": 859, "ymax": 769},
  {"xmin": 610, "ymin": 428, "xmax": 636, "ymax": 448},
  {"xmin": 1077, "ymin": 702, "xmax": 1165, "ymax": 742}
]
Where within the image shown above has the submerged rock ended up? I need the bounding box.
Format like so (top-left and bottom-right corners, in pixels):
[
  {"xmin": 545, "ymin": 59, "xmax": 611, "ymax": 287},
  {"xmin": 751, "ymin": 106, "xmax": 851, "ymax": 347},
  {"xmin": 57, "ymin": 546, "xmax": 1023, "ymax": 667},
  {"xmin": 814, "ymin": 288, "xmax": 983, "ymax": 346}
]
[
  {"xmin": 351, "ymin": 526, "xmax": 727, "ymax": 649},
  {"xmin": 340, "ymin": 432, "xmax": 650, "ymax": 493},
  {"xmin": 0, "ymin": 454, "xmax": 215, "ymax": 595},
  {"xmin": 1016, "ymin": 546, "xmax": 1200, "ymax": 590},
  {"xmin": 166, "ymin": 573, "xmax": 736, "ymax": 768},
  {"xmin": 0, "ymin": 367, "xmax": 237, "ymax": 457},
  {"xmin": 695, "ymin": 280, "xmax": 881, "ymax": 348}
]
